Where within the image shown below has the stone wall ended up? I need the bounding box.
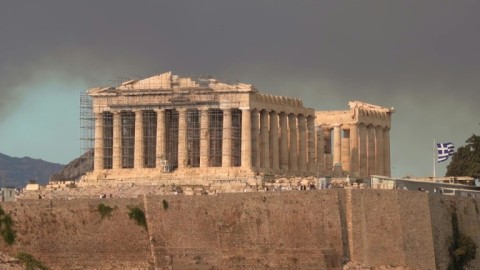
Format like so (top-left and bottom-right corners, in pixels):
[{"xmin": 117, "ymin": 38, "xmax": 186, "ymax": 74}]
[
  {"xmin": 0, "ymin": 198, "xmax": 151, "ymax": 269},
  {"xmin": 146, "ymin": 191, "xmax": 343, "ymax": 269},
  {"xmin": 1, "ymin": 190, "xmax": 480, "ymax": 269},
  {"xmin": 429, "ymin": 194, "xmax": 480, "ymax": 270}
]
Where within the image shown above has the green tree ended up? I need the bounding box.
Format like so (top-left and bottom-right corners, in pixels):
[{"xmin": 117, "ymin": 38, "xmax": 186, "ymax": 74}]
[{"xmin": 446, "ymin": 134, "xmax": 480, "ymax": 178}]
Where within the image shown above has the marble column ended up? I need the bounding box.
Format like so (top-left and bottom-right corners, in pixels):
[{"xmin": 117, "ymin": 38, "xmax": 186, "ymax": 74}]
[
  {"xmin": 342, "ymin": 129, "xmax": 351, "ymax": 173},
  {"xmin": 298, "ymin": 114, "xmax": 307, "ymax": 172},
  {"xmin": 358, "ymin": 123, "xmax": 367, "ymax": 177},
  {"xmin": 384, "ymin": 127, "xmax": 391, "ymax": 177},
  {"xmin": 260, "ymin": 110, "xmax": 270, "ymax": 169},
  {"xmin": 279, "ymin": 112, "xmax": 289, "ymax": 171},
  {"xmin": 177, "ymin": 108, "xmax": 188, "ymax": 169},
  {"xmin": 270, "ymin": 111, "xmax": 279, "ymax": 170},
  {"xmin": 367, "ymin": 125, "xmax": 375, "ymax": 176},
  {"xmin": 222, "ymin": 108, "xmax": 232, "ymax": 167},
  {"xmin": 134, "ymin": 110, "xmax": 144, "ymax": 169},
  {"xmin": 200, "ymin": 108, "xmax": 210, "ymax": 168},
  {"xmin": 112, "ymin": 111, "xmax": 122, "ymax": 170},
  {"xmin": 155, "ymin": 109, "xmax": 166, "ymax": 168},
  {"xmin": 251, "ymin": 109, "xmax": 261, "ymax": 168},
  {"xmin": 307, "ymin": 115, "xmax": 316, "ymax": 173},
  {"xmin": 94, "ymin": 112, "xmax": 104, "ymax": 171},
  {"xmin": 349, "ymin": 122, "xmax": 359, "ymax": 177},
  {"xmin": 316, "ymin": 125, "xmax": 325, "ymax": 176},
  {"xmin": 241, "ymin": 108, "xmax": 252, "ymax": 168},
  {"xmin": 333, "ymin": 123, "xmax": 342, "ymax": 166},
  {"xmin": 375, "ymin": 126, "xmax": 385, "ymax": 176},
  {"xmin": 288, "ymin": 113, "xmax": 298, "ymax": 172}
]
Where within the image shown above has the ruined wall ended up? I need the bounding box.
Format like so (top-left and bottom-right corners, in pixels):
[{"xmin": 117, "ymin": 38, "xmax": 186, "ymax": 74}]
[{"xmin": 1, "ymin": 190, "xmax": 480, "ymax": 269}]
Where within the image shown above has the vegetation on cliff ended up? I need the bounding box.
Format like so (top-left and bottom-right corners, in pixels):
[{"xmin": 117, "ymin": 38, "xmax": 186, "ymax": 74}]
[
  {"xmin": 0, "ymin": 206, "xmax": 15, "ymax": 245},
  {"xmin": 16, "ymin": 252, "xmax": 49, "ymax": 270},
  {"xmin": 127, "ymin": 205, "xmax": 147, "ymax": 230},
  {"xmin": 446, "ymin": 134, "xmax": 480, "ymax": 178},
  {"xmin": 97, "ymin": 203, "xmax": 115, "ymax": 220},
  {"xmin": 448, "ymin": 211, "xmax": 477, "ymax": 269},
  {"xmin": 162, "ymin": 199, "xmax": 169, "ymax": 210}
]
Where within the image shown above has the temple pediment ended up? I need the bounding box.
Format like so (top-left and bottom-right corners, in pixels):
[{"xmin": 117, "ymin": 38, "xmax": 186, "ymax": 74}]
[{"xmin": 88, "ymin": 72, "xmax": 255, "ymax": 95}]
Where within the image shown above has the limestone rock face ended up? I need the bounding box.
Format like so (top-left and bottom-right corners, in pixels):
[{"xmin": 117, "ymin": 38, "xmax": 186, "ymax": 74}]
[{"xmin": 49, "ymin": 150, "xmax": 93, "ymax": 182}]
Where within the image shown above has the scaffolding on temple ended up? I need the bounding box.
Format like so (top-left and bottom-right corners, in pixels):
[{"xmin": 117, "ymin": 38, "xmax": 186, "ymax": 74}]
[
  {"xmin": 80, "ymin": 92, "xmax": 94, "ymax": 172},
  {"xmin": 84, "ymin": 74, "xmax": 246, "ymax": 174}
]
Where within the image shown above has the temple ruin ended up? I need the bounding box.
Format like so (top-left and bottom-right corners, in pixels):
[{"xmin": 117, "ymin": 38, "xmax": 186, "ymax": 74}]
[{"xmin": 81, "ymin": 72, "xmax": 394, "ymax": 188}]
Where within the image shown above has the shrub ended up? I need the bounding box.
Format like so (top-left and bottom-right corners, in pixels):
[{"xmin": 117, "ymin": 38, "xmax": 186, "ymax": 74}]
[
  {"xmin": 97, "ymin": 203, "xmax": 115, "ymax": 220},
  {"xmin": 127, "ymin": 206, "xmax": 147, "ymax": 230},
  {"xmin": 16, "ymin": 252, "xmax": 49, "ymax": 270},
  {"xmin": 162, "ymin": 199, "xmax": 169, "ymax": 210},
  {"xmin": 0, "ymin": 206, "xmax": 16, "ymax": 245},
  {"xmin": 448, "ymin": 212, "xmax": 477, "ymax": 269}
]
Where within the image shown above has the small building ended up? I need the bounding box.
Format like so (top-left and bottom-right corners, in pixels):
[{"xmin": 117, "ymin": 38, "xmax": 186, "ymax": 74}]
[{"xmin": 1, "ymin": 187, "xmax": 16, "ymax": 202}]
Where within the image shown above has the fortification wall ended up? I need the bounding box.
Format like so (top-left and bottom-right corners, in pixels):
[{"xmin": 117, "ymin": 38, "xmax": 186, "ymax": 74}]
[
  {"xmin": 146, "ymin": 191, "xmax": 344, "ymax": 269},
  {"xmin": 0, "ymin": 190, "xmax": 479, "ymax": 269},
  {"xmin": 0, "ymin": 198, "xmax": 151, "ymax": 269},
  {"xmin": 429, "ymin": 195, "xmax": 480, "ymax": 270},
  {"xmin": 345, "ymin": 189, "xmax": 436, "ymax": 269}
]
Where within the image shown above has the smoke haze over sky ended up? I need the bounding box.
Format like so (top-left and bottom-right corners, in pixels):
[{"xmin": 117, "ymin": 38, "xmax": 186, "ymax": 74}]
[{"xmin": 0, "ymin": 1, "xmax": 479, "ymax": 177}]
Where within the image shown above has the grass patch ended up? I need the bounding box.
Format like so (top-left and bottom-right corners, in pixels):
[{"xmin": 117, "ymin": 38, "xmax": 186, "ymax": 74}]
[
  {"xmin": 16, "ymin": 252, "xmax": 49, "ymax": 270},
  {"xmin": 127, "ymin": 206, "xmax": 147, "ymax": 230},
  {"xmin": 97, "ymin": 203, "xmax": 115, "ymax": 220},
  {"xmin": 0, "ymin": 206, "xmax": 16, "ymax": 245}
]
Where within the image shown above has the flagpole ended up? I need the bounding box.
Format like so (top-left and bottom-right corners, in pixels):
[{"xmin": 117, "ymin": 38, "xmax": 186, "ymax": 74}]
[{"xmin": 433, "ymin": 138, "xmax": 436, "ymax": 178}]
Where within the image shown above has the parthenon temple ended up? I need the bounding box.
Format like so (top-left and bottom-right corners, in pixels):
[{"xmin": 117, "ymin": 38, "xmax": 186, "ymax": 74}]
[{"xmin": 82, "ymin": 72, "xmax": 394, "ymax": 187}]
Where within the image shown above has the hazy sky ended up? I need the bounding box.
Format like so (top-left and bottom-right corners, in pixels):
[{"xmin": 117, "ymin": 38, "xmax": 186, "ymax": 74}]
[{"xmin": 0, "ymin": 1, "xmax": 479, "ymax": 178}]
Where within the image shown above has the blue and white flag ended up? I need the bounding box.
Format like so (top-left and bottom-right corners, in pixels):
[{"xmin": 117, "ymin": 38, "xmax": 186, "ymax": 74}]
[{"xmin": 437, "ymin": 142, "xmax": 454, "ymax": 163}]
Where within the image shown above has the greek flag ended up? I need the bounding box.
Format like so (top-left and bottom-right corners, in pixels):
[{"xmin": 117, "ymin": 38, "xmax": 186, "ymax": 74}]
[{"xmin": 437, "ymin": 142, "xmax": 454, "ymax": 163}]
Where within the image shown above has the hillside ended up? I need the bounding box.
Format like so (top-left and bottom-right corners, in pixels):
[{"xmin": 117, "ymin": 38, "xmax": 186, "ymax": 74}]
[
  {"xmin": 0, "ymin": 152, "xmax": 64, "ymax": 187},
  {"xmin": 49, "ymin": 150, "xmax": 92, "ymax": 182}
]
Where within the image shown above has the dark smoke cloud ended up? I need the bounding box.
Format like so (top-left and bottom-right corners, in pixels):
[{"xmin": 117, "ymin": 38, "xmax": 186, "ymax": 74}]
[{"xmin": 1, "ymin": 1, "xmax": 479, "ymax": 176}]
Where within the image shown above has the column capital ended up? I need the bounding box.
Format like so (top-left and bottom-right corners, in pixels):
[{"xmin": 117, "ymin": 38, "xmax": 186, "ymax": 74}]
[
  {"xmin": 332, "ymin": 123, "xmax": 342, "ymax": 128},
  {"xmin": 177, "ymin": 107, "xmax": 187, "ymax": 112},
  {"xmin": 269, "ymin": 110, "xmax": 278, "ymax": 115}
]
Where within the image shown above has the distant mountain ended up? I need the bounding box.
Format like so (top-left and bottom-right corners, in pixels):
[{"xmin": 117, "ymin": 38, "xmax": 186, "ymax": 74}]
[{"xmin": 0, "ymin": 152, "xmax": 64, "ymax": 188}]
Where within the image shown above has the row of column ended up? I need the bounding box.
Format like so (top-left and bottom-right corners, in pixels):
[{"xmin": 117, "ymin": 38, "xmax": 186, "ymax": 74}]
[
  {"xmin": 252, "ymin": 110, "xmax": 316, "ymax": 174},
  {"xmin": 94, "ymin": 108, "xmax": 317, "ymax": 175},
  {"xmin": 325, "ymin": 123, "xmax": 391, "ymax": 177},
  {"xmin": 94, "ymin": 107, "xmax": 252, "ymax": 171}
]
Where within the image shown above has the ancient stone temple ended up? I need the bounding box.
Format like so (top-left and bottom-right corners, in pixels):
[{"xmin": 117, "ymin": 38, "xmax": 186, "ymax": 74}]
[{"xmin": 82, "ymin": 72, "xmax": 394, "ymax": 187}]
